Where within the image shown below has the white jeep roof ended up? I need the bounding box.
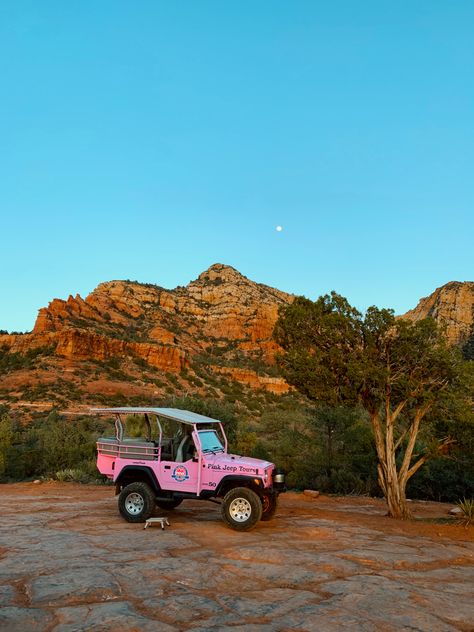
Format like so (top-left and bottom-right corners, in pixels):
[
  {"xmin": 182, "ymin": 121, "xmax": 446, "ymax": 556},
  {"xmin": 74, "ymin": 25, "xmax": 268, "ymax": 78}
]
[{"xmin": 91, "ymin": 407, "xmax": 222, "ymax": 425}]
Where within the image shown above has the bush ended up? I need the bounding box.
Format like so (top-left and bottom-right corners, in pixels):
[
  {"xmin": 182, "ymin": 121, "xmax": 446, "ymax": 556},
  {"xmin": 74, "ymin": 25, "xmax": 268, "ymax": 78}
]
[
  {"xmin": 54, "ymin": 462, "xmax": 105, "ymax": 484},
  {"xmin": 0, "ymin": 410, "xmax": 114, "ymax": 482},
  {"xmin": 0, "ymin": 346, "xmax": 54, "ymax": 375},
  {"xmin": 456, "ymin": 498, "xmax": 474, "ymax": 526}
]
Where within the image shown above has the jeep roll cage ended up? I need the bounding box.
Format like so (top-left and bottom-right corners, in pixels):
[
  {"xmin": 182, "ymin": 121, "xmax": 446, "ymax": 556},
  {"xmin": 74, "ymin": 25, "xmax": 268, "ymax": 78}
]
[{"xmin": 92, "ymin": 406, "xmax": 229, "ymax": 453}]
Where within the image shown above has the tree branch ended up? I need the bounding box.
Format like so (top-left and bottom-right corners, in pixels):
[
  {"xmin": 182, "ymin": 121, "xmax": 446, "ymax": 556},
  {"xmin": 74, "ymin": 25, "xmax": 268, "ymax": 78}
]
[
  {"xmin": 405, "ymin": 454, "xmax": 430, "ymax": 481},
  {"xmin": 391, "ymin": 400, "xmax": 407, "ymax": 424},
  {"xmin": 398, "ymin": 402, "xmax": 432, "ymax": 484},
  {"xmin": 405, "ymin": 437, "xmax": 456, "ymax": 481},
  {"xmin": 394, "ymin": 426, "xmax": 409, "ymax": 452},
  {"xmin": 370, "ymin": 412, "xmax": 386, "ymax": 463}
]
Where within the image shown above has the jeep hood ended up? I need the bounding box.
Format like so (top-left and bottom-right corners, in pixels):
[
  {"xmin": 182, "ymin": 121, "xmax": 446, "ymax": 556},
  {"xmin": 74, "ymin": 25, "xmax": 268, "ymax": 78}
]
[{"xmin": 204, "ymin": 452, "xmax": 274, "ymax": 473}]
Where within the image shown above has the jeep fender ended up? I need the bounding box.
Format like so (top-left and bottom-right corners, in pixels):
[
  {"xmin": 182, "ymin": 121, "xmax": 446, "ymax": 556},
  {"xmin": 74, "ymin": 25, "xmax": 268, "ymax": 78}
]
[
  {"xmin": 215, "ymin": 475, "xmax": 264, "ymax": 498},
  {"xmin": 114, "ymin": 465, "xmax": 160, "ymax": 494}
]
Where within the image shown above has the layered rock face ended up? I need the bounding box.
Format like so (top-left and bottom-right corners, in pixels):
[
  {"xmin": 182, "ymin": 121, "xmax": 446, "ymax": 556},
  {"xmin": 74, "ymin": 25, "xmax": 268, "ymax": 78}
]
[
  {"xmin": 1, "ymin": 264, "xmax": 293, "ymax": 395},
  {"xmin": 403, "ymin": 281, "xmax": 474, "ymax": 348},
  {"xmin": 4, "ymin": 270, "xmax": 471, "ymax": 408}
]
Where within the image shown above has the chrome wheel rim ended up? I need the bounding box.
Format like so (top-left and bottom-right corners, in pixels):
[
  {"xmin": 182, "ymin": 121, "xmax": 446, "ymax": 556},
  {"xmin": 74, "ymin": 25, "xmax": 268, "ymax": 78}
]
[
  {"xmin": 125, "ymin": 492, "xmax": 144, "ymax": 515},
  {"xmin": 229, "ymin": 497, "xmax": 252, "ymax": 522}
]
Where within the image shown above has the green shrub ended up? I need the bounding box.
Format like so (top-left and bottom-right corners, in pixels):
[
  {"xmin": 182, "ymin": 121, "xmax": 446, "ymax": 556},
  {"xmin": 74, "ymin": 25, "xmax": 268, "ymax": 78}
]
[
  {"xmin": 133, "ymin": 357, "xmax": 150, "ymax": 369},
  {"xmin": 166, "ymin": 372, "xmax": 180, "ymax": 387},
  {"xmin": 456, "ymin": 498, "xmax": 474, "ymax": 526},
  {"xmin": 0, "ymin": 346, "xmax": 54, "ymax": 375}
]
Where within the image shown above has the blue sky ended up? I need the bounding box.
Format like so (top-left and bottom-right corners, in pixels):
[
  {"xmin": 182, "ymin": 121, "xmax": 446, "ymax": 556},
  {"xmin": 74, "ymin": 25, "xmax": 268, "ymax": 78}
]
[{"xmin": 1, "ymin": 1, "xmax": 473, "ymax": 332}]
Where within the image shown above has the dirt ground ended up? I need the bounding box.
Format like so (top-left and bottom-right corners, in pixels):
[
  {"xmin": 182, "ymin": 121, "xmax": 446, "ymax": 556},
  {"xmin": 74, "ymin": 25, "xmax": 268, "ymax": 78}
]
[{"xmin": 0, "ymin": 482, "xmax": 472, "ymax": 631}]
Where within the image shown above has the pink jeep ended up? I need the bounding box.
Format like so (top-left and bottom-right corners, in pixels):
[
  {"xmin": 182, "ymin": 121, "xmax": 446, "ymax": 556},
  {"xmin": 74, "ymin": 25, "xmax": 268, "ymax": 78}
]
[{"xmin": 95, "ymin": 407, "xmax": 285, "ymax": 531}]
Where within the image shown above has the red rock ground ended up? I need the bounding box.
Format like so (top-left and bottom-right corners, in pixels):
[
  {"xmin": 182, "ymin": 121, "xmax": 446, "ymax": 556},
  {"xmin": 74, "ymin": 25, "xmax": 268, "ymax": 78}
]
[{"xmin": 0, "ymin": 483, "xmax": 472, "ymax": 631}]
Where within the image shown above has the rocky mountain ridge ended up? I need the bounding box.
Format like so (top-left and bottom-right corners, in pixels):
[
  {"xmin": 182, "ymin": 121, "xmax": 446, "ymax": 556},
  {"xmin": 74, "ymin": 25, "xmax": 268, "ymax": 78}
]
[
  {"xmin": 0, "ymin": 264, "xmax": 294, "ymax": 411},
  {"xmin": 0, "ymin": 267, "xmax": 472, "ymax": 413}
]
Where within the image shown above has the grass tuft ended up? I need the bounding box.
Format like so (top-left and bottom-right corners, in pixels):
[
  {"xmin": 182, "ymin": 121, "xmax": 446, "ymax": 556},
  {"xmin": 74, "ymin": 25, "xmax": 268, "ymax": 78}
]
[{"xmin": 456, "ymin": 498, "xmax": 474, "ymax": 526}]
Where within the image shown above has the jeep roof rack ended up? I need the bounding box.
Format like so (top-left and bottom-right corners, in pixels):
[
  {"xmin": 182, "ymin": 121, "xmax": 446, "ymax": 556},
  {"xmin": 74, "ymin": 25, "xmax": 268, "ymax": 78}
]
[{"xmin": 91, "ymin": 407, "xmax": 222, "ymax": 425}]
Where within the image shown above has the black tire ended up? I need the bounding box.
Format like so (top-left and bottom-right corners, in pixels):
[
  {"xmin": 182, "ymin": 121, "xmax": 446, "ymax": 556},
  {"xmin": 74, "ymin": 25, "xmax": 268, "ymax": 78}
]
[
  {"xmin": 261, "ymin": 492, "xmax": 278, "ymax": 521},
  {"xmin": 155, "ymin": 499, "xmax": 183, "ymax": 510},
  {"xmin": 118, "ymin": 482, "xmax": 155, "ymax": 523},
  {"xmin": 221, "ymin": 487, "xmax": 262, "ymax": 531}
]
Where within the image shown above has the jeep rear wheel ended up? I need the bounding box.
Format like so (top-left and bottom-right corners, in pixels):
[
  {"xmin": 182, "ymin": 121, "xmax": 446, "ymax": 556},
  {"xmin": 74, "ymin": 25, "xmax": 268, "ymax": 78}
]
[
  {"xmin": 261, "ymin": 492, "xmax": 278, "ymax": 521},
  {"xmin": 221, "ymin": 487, "xmax": 262, "ymax": 531},
  {"xmin": 119, "ymin": 482, "xmax": 155, "ymax": 523}
]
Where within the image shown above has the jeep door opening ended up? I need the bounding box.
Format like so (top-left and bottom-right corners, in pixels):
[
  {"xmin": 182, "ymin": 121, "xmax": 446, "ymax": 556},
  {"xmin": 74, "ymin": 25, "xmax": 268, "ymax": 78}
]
[{"xmin": 94, "ymin": 407, "xmax": 285, "ymax": 531}]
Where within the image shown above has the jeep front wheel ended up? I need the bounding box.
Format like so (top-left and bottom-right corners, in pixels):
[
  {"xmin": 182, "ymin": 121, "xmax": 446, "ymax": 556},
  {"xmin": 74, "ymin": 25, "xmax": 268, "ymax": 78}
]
[
  {"xmin": 118, "ymin": 482, "xmax": 155, "ymax": 523},
  {"xmin": 221, "ymin": 487, "xmax": 262, "ymax": 531}
]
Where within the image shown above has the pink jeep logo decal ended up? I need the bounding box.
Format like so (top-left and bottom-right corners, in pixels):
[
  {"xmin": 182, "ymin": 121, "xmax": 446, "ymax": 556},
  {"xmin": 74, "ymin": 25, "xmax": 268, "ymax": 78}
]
[{"xmin": 172, "ymin": 465, "xmax": 189, "ymax": 482}]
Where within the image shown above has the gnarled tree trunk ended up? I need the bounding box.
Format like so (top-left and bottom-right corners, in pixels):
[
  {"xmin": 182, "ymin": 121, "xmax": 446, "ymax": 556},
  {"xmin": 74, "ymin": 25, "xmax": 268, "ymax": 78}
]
[{"xmin": 370, "ymin": 403, "xmax": 433, "ymax": 520}]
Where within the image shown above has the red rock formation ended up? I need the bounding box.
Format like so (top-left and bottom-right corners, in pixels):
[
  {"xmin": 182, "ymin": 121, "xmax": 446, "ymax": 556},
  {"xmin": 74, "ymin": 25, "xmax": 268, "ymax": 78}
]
[
  {"xmin": 2, "ymin": 269, "xmax": 472, "ymax": 409},
  {"xmin": 55, "ymin": 329, "xmax": 187, "ymax": 372},
  {"xmin": 403, "ymin": 281, "xmax": 474, "ymax": 346},
  {"xmin": 0, "ymin": 264, "xmax": 293, "ymax": 404},
  {"xmin": 0, "ymin": 331, "xmax": 56, "ymax": 353},
  {"xmin": 33, "ymin": 295, "xmax": 101, "ymax": 333},
  {"xmin": 211, "ymin": 366, "xmax": 290, "ymax": 394},
  {"xmin": 181, "ymin": 264, "xmax": 292, "ymax": 350}
]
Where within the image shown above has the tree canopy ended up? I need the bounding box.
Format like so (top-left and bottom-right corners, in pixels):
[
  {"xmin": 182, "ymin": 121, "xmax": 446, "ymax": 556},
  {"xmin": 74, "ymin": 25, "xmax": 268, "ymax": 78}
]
[{"xmin": 275, "ymin": 293, "xmax": 473, "ymax": 519}]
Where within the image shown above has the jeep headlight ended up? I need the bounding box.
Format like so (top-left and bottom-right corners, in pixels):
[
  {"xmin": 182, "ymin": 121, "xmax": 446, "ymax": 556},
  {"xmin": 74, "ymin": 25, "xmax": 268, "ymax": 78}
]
[{"xmin": 272, "ymin": 468, "xmax": 286, "ymax": 489}]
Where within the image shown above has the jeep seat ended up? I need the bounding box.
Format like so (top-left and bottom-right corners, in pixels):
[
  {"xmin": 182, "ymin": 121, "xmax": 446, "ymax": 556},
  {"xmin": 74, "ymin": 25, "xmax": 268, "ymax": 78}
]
[{"xmin": 119, "ymin": 439, "xmax": 157, "ymax": 461}]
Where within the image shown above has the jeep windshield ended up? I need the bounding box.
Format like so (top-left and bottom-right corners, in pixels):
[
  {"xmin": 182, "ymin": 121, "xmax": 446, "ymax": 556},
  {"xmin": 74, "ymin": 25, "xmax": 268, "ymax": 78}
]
[{"xmin": 198, "ymin": 429, "xmax": 224, "ymax": 453}]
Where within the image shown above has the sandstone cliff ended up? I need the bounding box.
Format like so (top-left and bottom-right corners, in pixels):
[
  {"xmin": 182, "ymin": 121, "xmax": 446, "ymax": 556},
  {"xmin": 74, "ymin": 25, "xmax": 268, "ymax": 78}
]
[
  {"xmin": 2, "ymin": 269, "xmax": 472, "ymax": 413},
  {"xmin": 403, "ymin": 281, "xmax": 474, "ymax": 352},
  {"xmin": 0, "ymin": 264, "xmax": 293, "ymax": 409}
]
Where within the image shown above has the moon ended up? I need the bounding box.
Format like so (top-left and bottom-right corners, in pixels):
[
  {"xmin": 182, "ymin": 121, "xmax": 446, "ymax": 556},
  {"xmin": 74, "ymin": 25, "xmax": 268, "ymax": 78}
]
[{"xmin": 276, "ymin": 225, "xmax": 283, "ymax": 232}]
